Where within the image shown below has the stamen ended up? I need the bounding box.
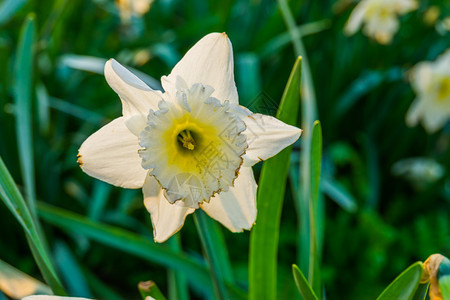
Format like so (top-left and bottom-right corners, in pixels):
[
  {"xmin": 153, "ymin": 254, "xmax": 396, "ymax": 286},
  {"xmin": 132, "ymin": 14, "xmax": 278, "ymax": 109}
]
[{"xmin": 177, "ymin": 130, "xmax": 196, "ymax": 150}]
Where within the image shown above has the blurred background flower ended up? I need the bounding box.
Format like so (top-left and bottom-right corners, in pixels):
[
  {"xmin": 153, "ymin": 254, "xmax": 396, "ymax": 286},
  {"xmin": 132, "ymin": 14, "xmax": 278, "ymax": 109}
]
[
  {"xmin": 406, "ymin": 49, "xmax": 450, "ymax": 132},
  {"xmin": 344, "ymin": 0, "xmax": 417, "ymax": 44}
]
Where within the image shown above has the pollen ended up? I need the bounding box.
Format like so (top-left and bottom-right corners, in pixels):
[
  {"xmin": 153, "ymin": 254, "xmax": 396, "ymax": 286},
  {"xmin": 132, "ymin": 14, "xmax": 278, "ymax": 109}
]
[{"xmin": 177, "ymin": 130, "xmax": 196, "ymax": 150}]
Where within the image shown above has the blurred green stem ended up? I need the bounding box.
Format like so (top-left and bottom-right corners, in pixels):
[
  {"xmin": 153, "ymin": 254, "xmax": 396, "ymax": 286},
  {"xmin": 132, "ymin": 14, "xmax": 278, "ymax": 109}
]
[
  {"xmin": 277, "ymin": 0, "xmax": 321, "ymax": 295},
  {"xmin": 193, "ymin": 211, "xmax": 227, "ymax": 300}
]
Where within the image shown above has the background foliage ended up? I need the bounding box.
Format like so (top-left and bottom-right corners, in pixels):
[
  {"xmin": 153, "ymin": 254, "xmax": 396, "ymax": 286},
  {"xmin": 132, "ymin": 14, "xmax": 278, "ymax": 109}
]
[{"xmin": 0, "ymin": 0, "xmax": 449, "ymax": 299}]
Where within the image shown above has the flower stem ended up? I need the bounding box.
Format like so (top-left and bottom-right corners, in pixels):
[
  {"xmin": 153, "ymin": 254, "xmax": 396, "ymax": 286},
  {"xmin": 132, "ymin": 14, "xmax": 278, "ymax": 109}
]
[{"xmin": 193, "ymin": 210, "xmax": 227, "ymax": 300}]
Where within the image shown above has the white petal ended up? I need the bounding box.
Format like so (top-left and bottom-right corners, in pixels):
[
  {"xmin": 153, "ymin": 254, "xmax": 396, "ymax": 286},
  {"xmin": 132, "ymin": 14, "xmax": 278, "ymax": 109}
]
[
  {"xmin": 161, "ymin": 33, "xmax": 238, "ymax": 104},
  {"xmin": 104, "ymin": 59, "xmax": 163, "ymax": 135},
  {"xmin": 200, "ymin": 167, "xmax": 257, "ymax": 232},
  {"xmin": 78, "ymin": 117, "xmax": 147, "ymax": 188},
  {"xmin": 22, "ymin": 296, "xmax": 93, "ymax": 300},
  {"xmin": 242, "ymin": 113, "xmax": 302, "ymax": 166},
  {"xmin": 344, "ymin": 1, "xmax": 368, "ymax": 36},
  {"xmin": 143, "ymin": 176, "xmax": 195, "ymax": 242},
  {"xmin": 405, "ymin": 98, "xmax": 424, "ymax": 127},
  {"xmin": 421, "ymin": 105, "xmax": 448, "ymax": 133}
]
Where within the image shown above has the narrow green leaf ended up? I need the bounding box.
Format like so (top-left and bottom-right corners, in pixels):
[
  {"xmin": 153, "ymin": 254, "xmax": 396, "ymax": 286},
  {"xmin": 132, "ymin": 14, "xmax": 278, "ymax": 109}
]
[
  {"xmin": 14, "ymin": 13, "xmax": 37, "ymax": 222},
  {"xmin": 138, "ymin": 281, "xmax": 167, "ymax": 300},
  {"xmin": 277, "ymin": 0, "xmax": 319, "ymax": 279},
  {"xmin": 377, "ymin": 262, "xmax": 424, "ymax": 300},
  {"xmin": 411, "ymin": 283, "xmax": 429, "ymax": 300},
  {"xmin": 0, "ymin": 259, "xmax": 51, "ymax": 299},
  {"xmin": 193, "ymin": 211, "xmax": 228, "ymax": 300},
  {"xmin": 321, "ymin": 178, "xmax": 357, "ymax": 212},
  {"xmin": 37, "ymin": 202, "xmax": 242, "ymax": 298},
  {"xmin": 83, "ymin": 268, "xmax": 122, "ymax": 300},
  {"xmin": 292, "ymin": 265, "xmax": 318, "ymax": 300},
  {"xmin": 236, "ymin": 53, "xmax": 261, "ymax": 106},
  {"xmin": 0, "ymin": 156, "xmax": 65, "ymax": 295},
  {"xmin": 308, "ymin": 120, "xmax": 322, "ymax": 296},
  {"xmin": 59, "ymin": 54, "xmax": 162, "ymax": 90},
  {"xmin": 35, "ymin": 83, "xmax": 51, "ymax": 135},
  {"xmin": 167, "ymin": 235, "xmax": 189, "ymax": 300},
  {"xmin": 259, "ymin": 20, "xmax": 331, "ymax": 59},
  {"xmin": 48, "ymin": 97, "xmax": 104, "ymax": 124},
  {"xmin": 88, "ymin": 180, "xmax": 112, "ymax": 221},
  {"xmin": 249, "ymin": 57, "xmax": 302, "ymax": 300},
  {"xmin": 54, "ymin": 241, "xmax": 93, "ymax": 298},
  {"xmin": 0, "ymin": 0, "xmax": 27, "ymax": 26}
]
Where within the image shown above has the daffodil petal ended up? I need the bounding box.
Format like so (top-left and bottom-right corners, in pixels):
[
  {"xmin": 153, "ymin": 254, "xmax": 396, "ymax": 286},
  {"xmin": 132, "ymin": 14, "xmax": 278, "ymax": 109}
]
[
  {"xmin": 78, "ymin": 117, "xmax": 147, "ymax": 188},
  {"xmin": 344, "ymin": 0, "xmax": 368, "ymax": 35},
  {"xmin": 161, "ymin": 32, "xmax": 238, "ymax": 104},
  {"xmin": 200, "ymin": 167, "xmax": 256, "ymax": 231},
  {"xmin": 241, "ymin": 113, "xmax": 302, "ymax": 166},
  {"xmin": 104, "ymin": 59, "xmax": 163, "ymax": 135},
  {"xmin": 143, "ymin": 176, "xmax": 195, "ymax": 242}
]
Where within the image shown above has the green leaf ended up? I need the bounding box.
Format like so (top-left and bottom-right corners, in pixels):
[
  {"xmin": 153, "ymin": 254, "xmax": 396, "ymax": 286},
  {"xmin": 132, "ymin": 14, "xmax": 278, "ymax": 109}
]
[
  {"xmin": 320, "ymin": 177, "xmax": 357, "ymax": 213},
  {"xmin": 0, "ymin": 156, "xmax": 66, "ymax": 295},
  {"xmin": 167, "ymin": 235, "xmax": 189, "ymax": 300},
  {"xmin": 411, "ymin": 283, "xmax": 429, "ymax": 300},
  {"xmin": 59, "ymin": 54, "xmax": 162, "ymax": 90},
  {"xmin": 54, "ymin": 241, "xmax": 93, "ymax": 298},
  {"xmin": 277, "ymin": 0, "xmax": 320, "ymax": 282},
  {"xmin": 249, "ymin": 57, "xmax": 302, "ymax": 300},
  {"xmin": 377, "ymin": 262, "xmax": 424, "ymax": 300},
  {"xmin": 193, "ymin": 210, "xmax": 232, "ymax": 300},
  {"xmin": 236, "ymin": 53, "xmax": 261, "ymax": 107},
  {"xmin": 14, "ymin": 13, "xmax": 38, "ymax": 223},
  {"xmin": 292, "ymin": 265, "xmax": 318, "ymax": 300},
  {"xmin": 37, "ymin": 202, "xmax": 242, "ymax": 298},
  {"xmin": 0, "ymin": 259, "xmax": 51, "ymax": 299},
  {"xmin": 138, "ymin": 281, "xmax": 167, "ymax": 300},
  {"xmin": 0, "ymin": 0, "xmax": 27, "ymax": 26},
  {"xmin": 308, "ymin": 120, "xmax": 322, "ymax": 296}
]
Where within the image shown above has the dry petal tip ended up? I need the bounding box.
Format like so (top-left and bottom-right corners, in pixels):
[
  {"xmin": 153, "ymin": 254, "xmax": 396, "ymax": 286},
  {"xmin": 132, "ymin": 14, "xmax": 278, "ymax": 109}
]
[{"xmin": 76, "ymin": 153, "xmax": 83, "ymax": 166}]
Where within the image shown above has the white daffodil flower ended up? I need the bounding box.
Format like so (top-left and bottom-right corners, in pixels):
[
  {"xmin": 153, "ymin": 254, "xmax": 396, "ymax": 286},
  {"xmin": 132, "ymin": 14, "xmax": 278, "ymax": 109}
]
[
  {"xmin": 406, "ymin": 49, "xmax": 450, "ymax": 133},
  {"xmin": 344, "ymin": 0, "xmax": 417, "ymax": 44},
  {"xmin": 115, "ymin": 0, "xmax": 153, "ymax": 23},
  {"xmin": 78, "ymin": 33, "xmax": 302, "ymax": 242}
]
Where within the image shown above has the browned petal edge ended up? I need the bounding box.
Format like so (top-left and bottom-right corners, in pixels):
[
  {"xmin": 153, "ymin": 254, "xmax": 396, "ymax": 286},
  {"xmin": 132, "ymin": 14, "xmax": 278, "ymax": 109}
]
[
  {"xmin": 76, "ymin": 153, "xmax": 83, "ymax": 166},
  {"xmin": 421, "ymin": 253, "xmax": 445, "ymax": 300}
]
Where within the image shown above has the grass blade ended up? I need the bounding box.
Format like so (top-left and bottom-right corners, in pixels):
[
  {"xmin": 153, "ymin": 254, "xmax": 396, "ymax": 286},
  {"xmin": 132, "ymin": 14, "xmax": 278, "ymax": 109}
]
[
  {"xmin": 321, "ymin": 178, "xmax": 357, "ymax": 213},
  {"xmin": 14, "ymin": 13, "xmax": 38, "ymax": 223},
  {"xmin": 377, "ymin": 262, "xmax": 424, "ymax": 300},
  {"xmin": 249, "ymin": 57, "xmax": 302, "ymax": 300},
  {"xmin": 0, "ymin": 0, "xmax": 27, "ymax": 26},
  {"xmin": 193, "ymin": 210, "xmax": 229, "ymax": 300},
  {"xmin": 138, "ymin": 281, "xmax": 167, "ymax": 300},
  {"xmin": 308, "ymin": 120, "xmax": 322, "ymax": 296},
  {"xmin": 0, "ymin": 156, "xmax": 66, "ymax": 295},
  {"xmin": 54, "ymin": 241, "xmax": 93, "ymax": 298},
  {"xmin": 292, "ymin": 265, "xmax": 318, "ymax": 300},
  {"xmin": 37, "ymin": 201, "xmax": 244, "ymax": 298},
  {"xmin": 167, "ymin": 235, "xmax": 189, "ymax": 300},
  {"xmin": 277, "ymin": 0, "xmax": 320, "ymax": 281}
]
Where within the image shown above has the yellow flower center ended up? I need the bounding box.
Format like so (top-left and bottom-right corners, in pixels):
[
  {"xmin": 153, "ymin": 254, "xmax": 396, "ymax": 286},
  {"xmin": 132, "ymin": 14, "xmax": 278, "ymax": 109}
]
[
  {"xmin": 437, "ymin": 77, "xmax": 450, "ymax": 101},
  {"xmin": 138, "ymin": 83, "xmax": 247, "ymax": 208}
]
